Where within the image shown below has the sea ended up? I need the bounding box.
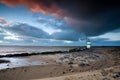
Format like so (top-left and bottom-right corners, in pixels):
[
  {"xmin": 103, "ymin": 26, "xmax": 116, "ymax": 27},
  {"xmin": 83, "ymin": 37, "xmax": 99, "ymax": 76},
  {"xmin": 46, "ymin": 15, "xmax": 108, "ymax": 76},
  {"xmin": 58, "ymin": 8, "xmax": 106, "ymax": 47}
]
[{"xmin": 0, "ymin": 46, "xmax": 80, "ymax": 56}]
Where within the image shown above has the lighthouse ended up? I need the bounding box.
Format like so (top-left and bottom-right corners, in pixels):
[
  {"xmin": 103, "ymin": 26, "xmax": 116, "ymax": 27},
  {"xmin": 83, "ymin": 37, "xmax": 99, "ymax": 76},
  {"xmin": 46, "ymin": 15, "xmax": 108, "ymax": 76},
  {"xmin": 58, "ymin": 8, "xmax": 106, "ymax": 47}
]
[{"xmin": 86, "ymin": 39, "xmax": 91, "ymax": 49}]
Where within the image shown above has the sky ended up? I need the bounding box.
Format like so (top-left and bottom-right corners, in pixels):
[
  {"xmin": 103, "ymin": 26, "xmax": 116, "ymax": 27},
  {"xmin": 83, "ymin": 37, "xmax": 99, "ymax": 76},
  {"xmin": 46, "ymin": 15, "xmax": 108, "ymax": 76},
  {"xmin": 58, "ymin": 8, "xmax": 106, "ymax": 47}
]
[{"xmin": 0, "ymin": 0, "xmax": 120, "ymax": 46}]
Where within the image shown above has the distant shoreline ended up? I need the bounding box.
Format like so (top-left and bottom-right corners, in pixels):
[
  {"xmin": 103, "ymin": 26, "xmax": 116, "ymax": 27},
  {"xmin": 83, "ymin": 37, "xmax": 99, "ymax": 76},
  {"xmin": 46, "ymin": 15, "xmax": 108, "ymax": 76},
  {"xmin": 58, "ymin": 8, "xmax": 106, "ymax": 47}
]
[{"xmin": 0, "ymin": 46, "xmax": 120, "ymax": 58}]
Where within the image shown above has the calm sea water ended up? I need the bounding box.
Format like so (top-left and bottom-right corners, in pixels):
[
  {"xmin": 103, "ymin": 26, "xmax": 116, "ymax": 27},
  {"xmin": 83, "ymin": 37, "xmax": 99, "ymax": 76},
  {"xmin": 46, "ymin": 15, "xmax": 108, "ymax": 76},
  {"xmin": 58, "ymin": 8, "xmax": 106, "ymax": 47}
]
[{"xmin": 0, "ymin": 46, "xmax": 79, "ymax": 55}]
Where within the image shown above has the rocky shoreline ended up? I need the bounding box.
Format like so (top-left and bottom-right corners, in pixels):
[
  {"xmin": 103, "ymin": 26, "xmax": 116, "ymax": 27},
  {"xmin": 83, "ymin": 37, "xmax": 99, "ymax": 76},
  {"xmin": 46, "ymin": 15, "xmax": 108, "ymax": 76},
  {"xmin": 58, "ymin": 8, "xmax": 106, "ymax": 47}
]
[{"xmin": 0, "ymin": 47, "xmax": 119, "ymax": 80}]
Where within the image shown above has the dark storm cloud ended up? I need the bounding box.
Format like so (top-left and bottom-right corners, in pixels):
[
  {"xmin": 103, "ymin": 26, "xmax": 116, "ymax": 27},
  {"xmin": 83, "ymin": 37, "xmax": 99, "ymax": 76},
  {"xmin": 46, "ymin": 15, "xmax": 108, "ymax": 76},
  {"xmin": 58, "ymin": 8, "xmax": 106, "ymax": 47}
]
[
  {"xmin": 51, "ymin": 30, "xmax": 82, "ymax": 41},
  {"xmin": 56, "ymin": 0, "xmax": 120, "ymax": 36},
  {"xmin": 0, "ymin": 0, "xmax": 120, "ymax": 36},
  {"xmin": 90, "ymin": 37, "xmax": 120, "ymax": 46},
  {"xmin": 55, "ymin": 0, "xmax": 120, "ymax": 18},
  {"xmin": 111, "ymin": 29, "xmax": 120, "ymax": 33}
]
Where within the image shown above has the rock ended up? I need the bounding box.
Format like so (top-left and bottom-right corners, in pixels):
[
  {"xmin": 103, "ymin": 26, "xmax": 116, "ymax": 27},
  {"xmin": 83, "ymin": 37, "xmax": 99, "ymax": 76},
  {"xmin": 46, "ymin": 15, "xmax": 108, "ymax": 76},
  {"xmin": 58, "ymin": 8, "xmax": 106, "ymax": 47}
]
[
  {"xmin": 68, "ymin": 62, "xmax": 73, "ymax": 65},
  {"xmin": 7, "ymin": 64, "xmax": 9, "ymax": 66},
  {"xmin": 102, "ymin": 78, "xmax": 110, "ymax": 80},
  {"xmin": 69, "ymin": 58, "xmax": 74, "ymax": 62},
  {"xmin": 64, "ymin": 55, "xmax": 70, "ymax": 59},
  {"xmin": 24, "ymin": 69, "xmax": 27, "ymax": 72},
  {"xmin": 68, "ymin": 66, "xmax": 74, "ymax": 72},
  {"xmin": 62, "ymin": 71, "xmax": 66, "ymax": 74},
  {"xmin": 117, "ymin": 72, "xmax": 120, "ymax": 75},
  {"xmin": 69, "ymin": 48, "xmax": 81, "ymax": 52},
  {"xmin": 0, "ymin": 60, "xmax": 10, "ymax": 63},
  {"xmin": 59, "ymin": 57, "xmax": 64, "ymax": 61},
  {"xmin": 78, "ymin": 63, "xmax": 90, "ymax": 67},
  {"xmin": 6, "ymin": 68, "xmax": 10, "ymax": 69},
  {"xmin": 101, "ymin": 69, "xmax": 108, "ymax": 76},
  {"xmin": 113, "ymin": 72, "xmax": 120, "ymax": 79}
]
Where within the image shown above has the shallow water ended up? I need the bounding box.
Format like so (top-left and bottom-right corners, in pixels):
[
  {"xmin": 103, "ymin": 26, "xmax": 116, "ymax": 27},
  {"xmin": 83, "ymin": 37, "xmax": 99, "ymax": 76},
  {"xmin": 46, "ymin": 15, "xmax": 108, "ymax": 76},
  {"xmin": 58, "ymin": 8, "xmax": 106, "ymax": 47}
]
[{"xmin": 0, "ymin": 57, "xmax": 46, "ymax": 70}]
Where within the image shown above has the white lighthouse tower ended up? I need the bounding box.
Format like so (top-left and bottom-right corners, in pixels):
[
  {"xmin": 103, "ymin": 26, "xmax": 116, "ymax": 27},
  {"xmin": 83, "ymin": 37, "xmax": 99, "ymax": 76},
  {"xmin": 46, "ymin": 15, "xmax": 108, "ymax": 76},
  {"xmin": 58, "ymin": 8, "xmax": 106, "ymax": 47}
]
[{"xmin": 86, "ymin": 39, "xmax": 91, "ymax": 49}]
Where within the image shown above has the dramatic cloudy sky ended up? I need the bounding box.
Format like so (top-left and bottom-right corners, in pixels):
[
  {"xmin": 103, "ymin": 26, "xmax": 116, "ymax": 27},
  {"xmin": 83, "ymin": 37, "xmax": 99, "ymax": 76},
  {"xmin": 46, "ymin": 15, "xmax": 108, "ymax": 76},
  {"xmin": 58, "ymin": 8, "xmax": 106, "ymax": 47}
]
[{"xmin": 0, "ymin": 0, "xmax": 120, "ymax": 46}]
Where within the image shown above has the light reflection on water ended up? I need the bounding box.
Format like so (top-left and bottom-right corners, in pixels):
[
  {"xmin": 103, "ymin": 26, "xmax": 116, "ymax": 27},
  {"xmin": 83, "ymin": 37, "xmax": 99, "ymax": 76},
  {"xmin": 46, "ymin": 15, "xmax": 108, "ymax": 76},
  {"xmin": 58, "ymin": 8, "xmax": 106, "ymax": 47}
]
[{"xmin": 0, "ymin": 57, "xmax": 46, "ymax": 70}]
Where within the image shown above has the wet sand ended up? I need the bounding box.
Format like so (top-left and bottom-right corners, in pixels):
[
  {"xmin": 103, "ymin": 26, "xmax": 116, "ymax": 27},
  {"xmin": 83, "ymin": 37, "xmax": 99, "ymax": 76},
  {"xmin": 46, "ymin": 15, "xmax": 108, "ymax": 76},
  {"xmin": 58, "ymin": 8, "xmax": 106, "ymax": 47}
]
[{"xmin": 0, "ymin": 47, "xmax": 120, "ymax": 80}]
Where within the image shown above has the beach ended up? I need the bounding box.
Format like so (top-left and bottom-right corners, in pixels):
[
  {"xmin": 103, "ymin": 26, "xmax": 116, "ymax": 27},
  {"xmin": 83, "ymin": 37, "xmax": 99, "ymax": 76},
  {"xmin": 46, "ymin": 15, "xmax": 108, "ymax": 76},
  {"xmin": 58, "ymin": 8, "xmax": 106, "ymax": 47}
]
[{"xmin": 0, "ymin": 47, "xmax": 120, "ymax": 80}]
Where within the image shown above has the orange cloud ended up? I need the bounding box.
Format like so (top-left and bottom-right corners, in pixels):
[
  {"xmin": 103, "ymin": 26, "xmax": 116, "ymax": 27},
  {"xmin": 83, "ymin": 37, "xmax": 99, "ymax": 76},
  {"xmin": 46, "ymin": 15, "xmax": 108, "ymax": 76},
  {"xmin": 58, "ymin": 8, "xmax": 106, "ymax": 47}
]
[
  {"xmin": 0, "ymin": 17, "xmax": 6, "ymax": 24},
  {"xmin": 0, "ymin": 0, "xmax": 64, "ymax": 18},
  {"xmin": 0, "ymin": 17, "xmax": 14, "ymax": 27},
  {"xmin": 3, "ymin": 21, "xmax": 14, "ymax": 27}
]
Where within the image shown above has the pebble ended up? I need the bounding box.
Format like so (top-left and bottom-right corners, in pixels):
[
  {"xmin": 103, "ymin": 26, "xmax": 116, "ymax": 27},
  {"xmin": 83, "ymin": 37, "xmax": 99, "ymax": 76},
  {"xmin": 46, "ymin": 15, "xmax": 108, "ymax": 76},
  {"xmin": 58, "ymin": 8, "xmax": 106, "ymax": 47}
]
[
  {"xmin": 101, "ymin": 69, "xmax": 108, "ymax": 76},
  {"xmin": 102, "ymin": 78, "xmax": 110, "ymax": 80},
  {"xmin": 68, "ymin": 66, "xmax": 74, "ymax": 72},
  {"xmin": 78, "ymin": 63, "xmax": 90, "ymax": 67},
  {"xmin": 113, "ymin": 72, "xmax": 120, "ymax": 79}
]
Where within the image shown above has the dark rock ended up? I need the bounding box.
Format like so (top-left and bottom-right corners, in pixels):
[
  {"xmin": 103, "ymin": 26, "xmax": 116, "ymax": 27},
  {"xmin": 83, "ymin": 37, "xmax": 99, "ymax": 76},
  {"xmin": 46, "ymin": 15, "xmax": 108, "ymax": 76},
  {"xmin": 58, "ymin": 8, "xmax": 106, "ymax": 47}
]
[
  {"xmin": 113, "ymin": 72, "xmax": 120, "ymax": 79},
  {"xmin": 62, "ymin": 71, "xmax": 66, "ymax": 74},
  {"xmin": 69, "ymin": 58, "xmax": 74, "ymax": 61},
  {"xmin": 101, "ymin": 69, "xmax": 108, "ymax": 76},
  {"xmin": 69, "ymin": 48, "xmax": 81, "ymax": 52},
  {"xmin": 0, "ymin": 60, "xmax": 10, "ymax": 63},
  {"xmin": 78, "ymin": 63, "xmax": 90, "ymax": 67},
  {"xmin": 68, "ymin": 62, "xmax": 73, "ymax": 65},
  {"xmin": 64, "ymin": 55, "xmax": 70, "ymax": 59},
  {"xmin": 95, "ymin": 55, "xmax": 100, "ymax": 58},
  {"xmin": 68, "ymin": 66, "xmax": 74, "ymax": 72},
  {"xmin": 117, "ymin": 72, "xmax": 120, "ymax": 75},
  {"xmin": 6, "ymin": 68, "xmax": 10, "ymax": 69},
  {"xmin": 7, "ymin": 64, "xmax": 9, "ymax": 66},
  {"xmin": 102, "ymin": 78, "xmax": 110, "ymax": 80},
  {"xmin": 59, "ymin": 57, "xmax": 64, "ymax": 61},
  {"xmin": 42, "ymin": 51, "xmax": 63, "ymax": 54},
  {"xmin": 24, "ymin": 69, "xmax": 27, "ymax": 72}
]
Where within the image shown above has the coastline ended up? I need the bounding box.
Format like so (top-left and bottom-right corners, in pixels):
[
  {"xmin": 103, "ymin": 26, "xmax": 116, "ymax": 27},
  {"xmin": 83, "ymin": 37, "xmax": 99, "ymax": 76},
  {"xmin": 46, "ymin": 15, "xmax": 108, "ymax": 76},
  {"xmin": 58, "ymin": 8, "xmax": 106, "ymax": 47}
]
[{"xmin": 0, "ymin": 47, "xmax": 120, "ymax": 80}]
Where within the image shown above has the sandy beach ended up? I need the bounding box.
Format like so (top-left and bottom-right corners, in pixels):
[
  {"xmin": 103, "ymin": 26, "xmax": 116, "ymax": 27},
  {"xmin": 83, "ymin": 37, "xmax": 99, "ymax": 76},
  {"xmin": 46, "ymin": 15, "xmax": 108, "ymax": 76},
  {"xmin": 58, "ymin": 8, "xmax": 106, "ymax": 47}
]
[{"xmin": 0, "ymin": 47, "xmax": 120, "ymax": 80}]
